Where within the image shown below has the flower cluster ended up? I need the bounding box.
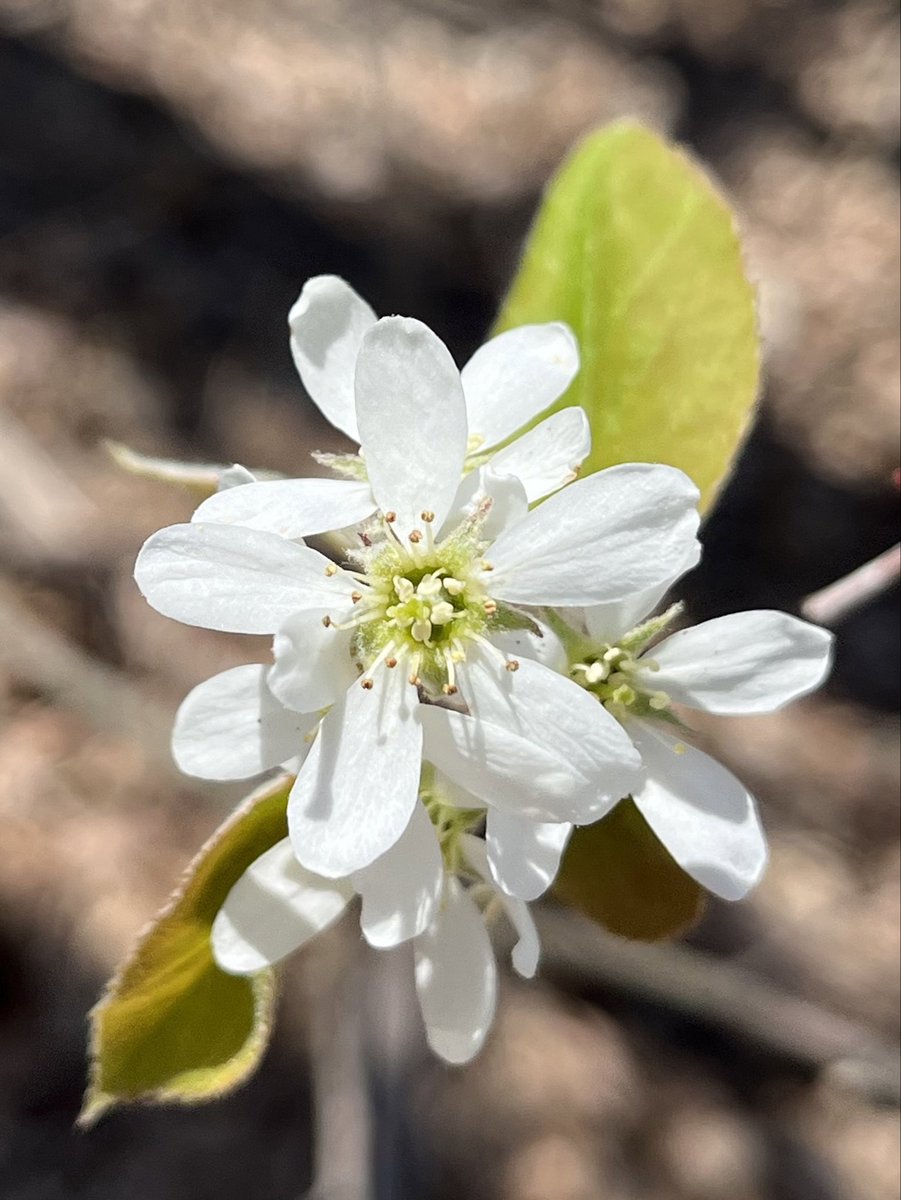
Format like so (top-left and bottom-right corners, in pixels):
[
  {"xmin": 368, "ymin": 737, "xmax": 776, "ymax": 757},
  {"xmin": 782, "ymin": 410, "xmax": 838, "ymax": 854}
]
[{"xmin": 134, "ymin": 276, "xmax": 833, "ymax": 1063}]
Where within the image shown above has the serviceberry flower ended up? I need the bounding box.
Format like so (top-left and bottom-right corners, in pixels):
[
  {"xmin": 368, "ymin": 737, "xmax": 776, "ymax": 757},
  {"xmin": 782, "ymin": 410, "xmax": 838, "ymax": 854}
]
[
  {"xmin": 211, "ymin": 787, "xmax": 539, "ymax": 1065},
  {"xmin": 554, "ymin": 582, "xmax": 834, "ymax": 901}
]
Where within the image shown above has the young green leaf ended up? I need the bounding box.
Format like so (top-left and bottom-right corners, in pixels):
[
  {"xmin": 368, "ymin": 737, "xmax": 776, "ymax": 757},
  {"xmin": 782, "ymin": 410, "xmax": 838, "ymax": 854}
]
[
  {"xmin": 554, "ymin": 798, "xmax": 707, "ymax": 942},
  {"xmin": 80, "ymin": 775, "xmax": 292, "ymax": 1125},
  {"xmin": 494, "ymin": 120, "xmax": 760, "ymax": 511}
]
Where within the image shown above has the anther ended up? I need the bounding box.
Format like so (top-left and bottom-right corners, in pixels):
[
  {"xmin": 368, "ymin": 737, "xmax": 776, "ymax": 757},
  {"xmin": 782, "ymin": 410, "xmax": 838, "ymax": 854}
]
[
  {"xmin": 384, "ymin": 511, "xmax": 397, "ymax": 523},
  {"xmin": 481, "ymin": 561, "xmax": 494, "ymax": 572},
  {"xmin": 505, "ymin": 659, "xmax": 520, "ymax": 672},
  {"xmin": 420, "ymin": 510, "xmax": 435, "ymax": 523},
  {"xmin": 321, "ymin": 615, "xmax": 333, "ymax": 628},
  {"xmin": 361, "ymin": 678, "xmax": 374, "ymax": 690},
  {"xmin": 409, "ymin": 529, "xmax": 423, "ymax": 544},
  {"xmin": 408, "ymin": 674, "xmax": 422, "ymax": 687},
  {"xmin": 324, "ymin": 563, "xmax": 338, "ymax": 577},
  {"xmin": 442, "ymin": 684, "xmax": 459, "ymax": 695},
  {"xmin": 483, "ymin": 600, "xmax": 498, "ymax": 616},
  {"xmin": 386, "ymin": 657, "xmax": 398, "ymax": 668},
  {"xmin": 351, "ymin": 591, "xmax": 362, "ymax": 603}
]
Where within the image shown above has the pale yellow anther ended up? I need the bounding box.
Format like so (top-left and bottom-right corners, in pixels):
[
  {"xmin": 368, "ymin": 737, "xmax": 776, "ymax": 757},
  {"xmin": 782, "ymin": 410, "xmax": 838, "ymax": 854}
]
[
  {"xmin": 673, "ymin": 741, "xmax": 687, "ymax": 755},
  {"xmin": 420, "ymin": 510, "xmax": 435, "ymax": 523},
  {"xmin": 324, "ymin": 563, "xmax": 338, "ymax": 577},
  {"xmin": 649, "ymin": 692, "xmax": 670, "ymax": 711},
  {"xmin": 505, "ymin": 659, "xmax": 520, "ymax": 673},
  {"xmin": 351, "ymin": 591, "xmax": 362, "ymax": 603},
  {"xmin": 442, "ymin": 683, "xmax": 458, "ymax": 696},
  {"xmin": 443, "ymin": 577, "xmax": 465, "ymax": 596},
  {"xmin": 483, "ymin": 600, "xmax": 498, "ymax": 616}
]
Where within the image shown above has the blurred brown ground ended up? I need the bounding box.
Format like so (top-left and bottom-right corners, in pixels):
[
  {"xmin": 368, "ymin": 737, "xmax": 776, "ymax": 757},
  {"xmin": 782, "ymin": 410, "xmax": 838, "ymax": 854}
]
[{"xmin": 0, "ymin": 1, "xmax": 898, "ymax": 1198}]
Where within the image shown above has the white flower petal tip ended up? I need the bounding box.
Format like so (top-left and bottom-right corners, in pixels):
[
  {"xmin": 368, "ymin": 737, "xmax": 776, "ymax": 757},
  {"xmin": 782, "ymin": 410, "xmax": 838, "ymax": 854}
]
[
  {"xmin": 414, "ymin": 883, "xmax": 497, "ymax": 1065},
  {"xmin": 355, "ymin": 316, "xmax": 468, "ymax": 537},
  {"xmin": 172, "ymin": 664, "xmax": 316, "ymax": 781},
  {"xmin": 212, "ymin": 839, "xmax": 353, "ymax": 974},
  {"xmin": 134, "ymin": 523, "xmax": 355, "ymax": 634},
  {"xmin": 461, "ymin": 322, "xmax": 579, "ymax": 450},
  {"xmin": 268, "ymin": 609, "xmax": 358, "ymax": 713},
  {"xmin": 652, "ymin": 610, "xmax": 835, "ymax": 715},
  {"xmin": 192, "ymin": 477, "xmax": 376, "ymax": 540},
  {"xmin": 289, "ymin": 275, "xmax": 377, "ymax": 442},
  {"xmin": 488, "ymin": 462, "xmax": 701, "ymax": 607},
  {"xmin": 630, "ymin": 722, "xmax": 769, "ymax": 902},
  {"xmin": 287, "ymin": 665, "xmax": 422, "ymax": 878},
  {"xmin": 485, "ymin": 811, "xmax": 572, "ymax": 901},
  {"xmin": 353, "ymin": 802, "xmax": 443, "ymax": 948},
  {"xmin": 488, "ymin": 407, "xmax": 591, "ymax": 503}
]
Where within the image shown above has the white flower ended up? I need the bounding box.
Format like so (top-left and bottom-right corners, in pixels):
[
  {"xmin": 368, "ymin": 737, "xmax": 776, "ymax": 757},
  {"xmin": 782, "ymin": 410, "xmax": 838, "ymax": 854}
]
[
  {"xmin": 136, "ymin": 316, "xmax": 702, "ymax": 879},
  {"xmin": 557, "ymin": 582, "xmax": 835, "ymax": 901},
  {"xmin": 185, "ymin": 277, "xmax": 590, "ymax": 543},
  {"xmin": 211, "ymin": 801, "xmax": 539, "ymax": 1065},
  {"xmin": 289, "ymin": 274, "xmax": 589, "ymax": 504}
]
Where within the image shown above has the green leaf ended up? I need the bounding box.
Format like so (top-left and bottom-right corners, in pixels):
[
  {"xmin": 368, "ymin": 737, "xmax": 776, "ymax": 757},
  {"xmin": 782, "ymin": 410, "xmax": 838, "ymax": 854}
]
[
  {"xmin": 80, "ymin": 775, "xmax": 292, "ymax": 1125},
  {"xmin": 494, "ymin": 120, "xmax": 760, "ymax": 511},
  {"xmin": 554, "ymin": 798, "xmax": 707, "ymax": 942}
]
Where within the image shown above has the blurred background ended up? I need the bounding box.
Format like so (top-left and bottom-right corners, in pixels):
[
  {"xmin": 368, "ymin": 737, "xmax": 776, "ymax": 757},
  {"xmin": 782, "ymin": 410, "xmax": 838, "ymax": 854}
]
[{"xmin": 0, "ymin": 1, "xmax": 898, "ymax": 1197}]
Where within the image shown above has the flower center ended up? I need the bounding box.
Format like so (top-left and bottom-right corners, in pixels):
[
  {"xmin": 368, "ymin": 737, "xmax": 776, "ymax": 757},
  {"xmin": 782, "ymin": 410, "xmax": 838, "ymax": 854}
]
[
  {"xmin": 571, "ymin": 644, "xmax": 671, "ymax": 718},
  {"xmin": 324, "ymin": 510, "xmax": 519, "ymax": 696}
]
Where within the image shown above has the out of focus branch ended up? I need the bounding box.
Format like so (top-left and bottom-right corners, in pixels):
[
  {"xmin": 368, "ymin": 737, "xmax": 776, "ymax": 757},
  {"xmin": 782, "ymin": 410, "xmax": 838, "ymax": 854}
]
[
  {"xmin": 0, "ymin": 578, "xmax": 176, "ymax": 773},
  {"xmin": 538, "ymin": 906, "xmax": 901, "ymax": 1108},
  {"xmin": 802, "ymin": 543, "xmax": 901, "ymax": 627}
]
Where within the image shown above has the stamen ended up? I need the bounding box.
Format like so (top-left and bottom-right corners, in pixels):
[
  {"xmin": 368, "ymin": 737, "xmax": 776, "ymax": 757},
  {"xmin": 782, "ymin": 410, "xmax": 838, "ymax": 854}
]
[
  {"xmin": 361, "ymin": 678, "xmax": 374, "ymax": 690},
  {"xmin": 384, "ymin": 511, "xmax": 397, "ymax": 523},
  {"xmin": 324, "ymin": 563, "xmax": 338, "ymax": 577},
  {"xmin": 321, "ymin": 615, "xmax": 332, "ymax": 628},
  {"xmin": 483, "ymin": 600, "xmax": 498, "ymax": 616},
  {"xmin": 420, "ymin": 510, "xmax": 435, "ymax": 523},
  {"xmin": 505, "ymin": 658, "xmax": 520, "ymax": 672},
  {"xmin": 409, "ymin": 529, "xmax": 423, "ymax": 544},
  {"xmin": 386, "ymin": 657, "xmax": 398, "ymax": 669},
  {"xmin": 351, "ymin": 591, "xmax": 362, "ymax": 603}
]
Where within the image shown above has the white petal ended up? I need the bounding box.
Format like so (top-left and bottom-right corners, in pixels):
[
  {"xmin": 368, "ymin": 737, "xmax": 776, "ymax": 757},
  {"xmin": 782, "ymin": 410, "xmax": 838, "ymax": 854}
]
[
  {"xmin": 461, "ymin": 323, "xmax": 579, "ymax": 450},
  {"xmin": 134, "ymin": 523, "xmax": 357, "ymax": 634},
  {"xmin": 414, "ymin": 881, "xmax": 497, "ymax": 1065},
  {"xmin": 289, "ymin": 275, "xmax": 376, "ymax": 441},
  {"xmin": 488, "ymin": 463, "xmax": 701, "ymax": 606},
  {"xmin": 420, "ymin": 651, "xmax": 640, "ymax": 822},
  {"xmin": 352, "ymin": 800, "xmax": 443, "ymax": 948},
  {"xmin": 355, "ymin": 317, "xmax": 468, "ymax": 536},
  {"xmin": 487, "ymin": 407, "xmax": 590, "ymax": 503},
  {"xmin": 580, "ymin": 541, "xmax": 700, "ymax": 644},
  {"xmin": 459, "ymin": 833, "xmax": 540, "ymax": 978},
  {"xmin": 173, "ymin": 665, "xmax": 316, "ymax": 781},
  {"xmin": 268, "ymin": 608, "xmax": 358, "ymax": 712},
  {"xmin": 650, "ymin": 610, "xmax": 834, "ymax": 715},
  {"xmin": 491, "ymin": 619, "xmax": 569, "ymax": 674},
  {"xmin": 485, "ymin": 810, "xmax": 571, "ymax": 901},
  {"xmin": 192, "ymin": 477, "xmax": 376, "ymax": 539},
  {"xmin": 630, "ymin": 720, "xmax": 768, "ymax": 901},
  {"xmin": 212, "ymin": 839, "xmax": 353, "ymax": 974},
  {"xmin": 441, "ymin": 465, "xmax": 529, "ymax": 542},
  {"xmin": 288, "ymin": 664, "xmax": 422, "ymax": 877}
]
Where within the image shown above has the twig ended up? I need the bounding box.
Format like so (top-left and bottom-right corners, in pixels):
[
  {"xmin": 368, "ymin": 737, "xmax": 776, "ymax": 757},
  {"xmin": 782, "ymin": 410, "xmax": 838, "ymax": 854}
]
[
  {"xmin": 304, "ymin": 937, "xmax": 374, "ymax": 1200},
  {"xmin": 537, "ymin": 906, "xmax": 901, "ymax": 1108},
  {"xmin": 0, "ymin": 579, "xmax": 175, "ymax": 774},
  {"xmin": 802, "ymin": 544, "xmax": 901, "ymax": 627}
]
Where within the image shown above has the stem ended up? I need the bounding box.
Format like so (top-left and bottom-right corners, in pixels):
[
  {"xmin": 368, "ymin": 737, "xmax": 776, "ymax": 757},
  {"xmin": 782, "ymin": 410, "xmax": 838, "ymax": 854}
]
[{"xmin": 801, "ymin": 544, "xmax": 901, "ymax": 627}]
